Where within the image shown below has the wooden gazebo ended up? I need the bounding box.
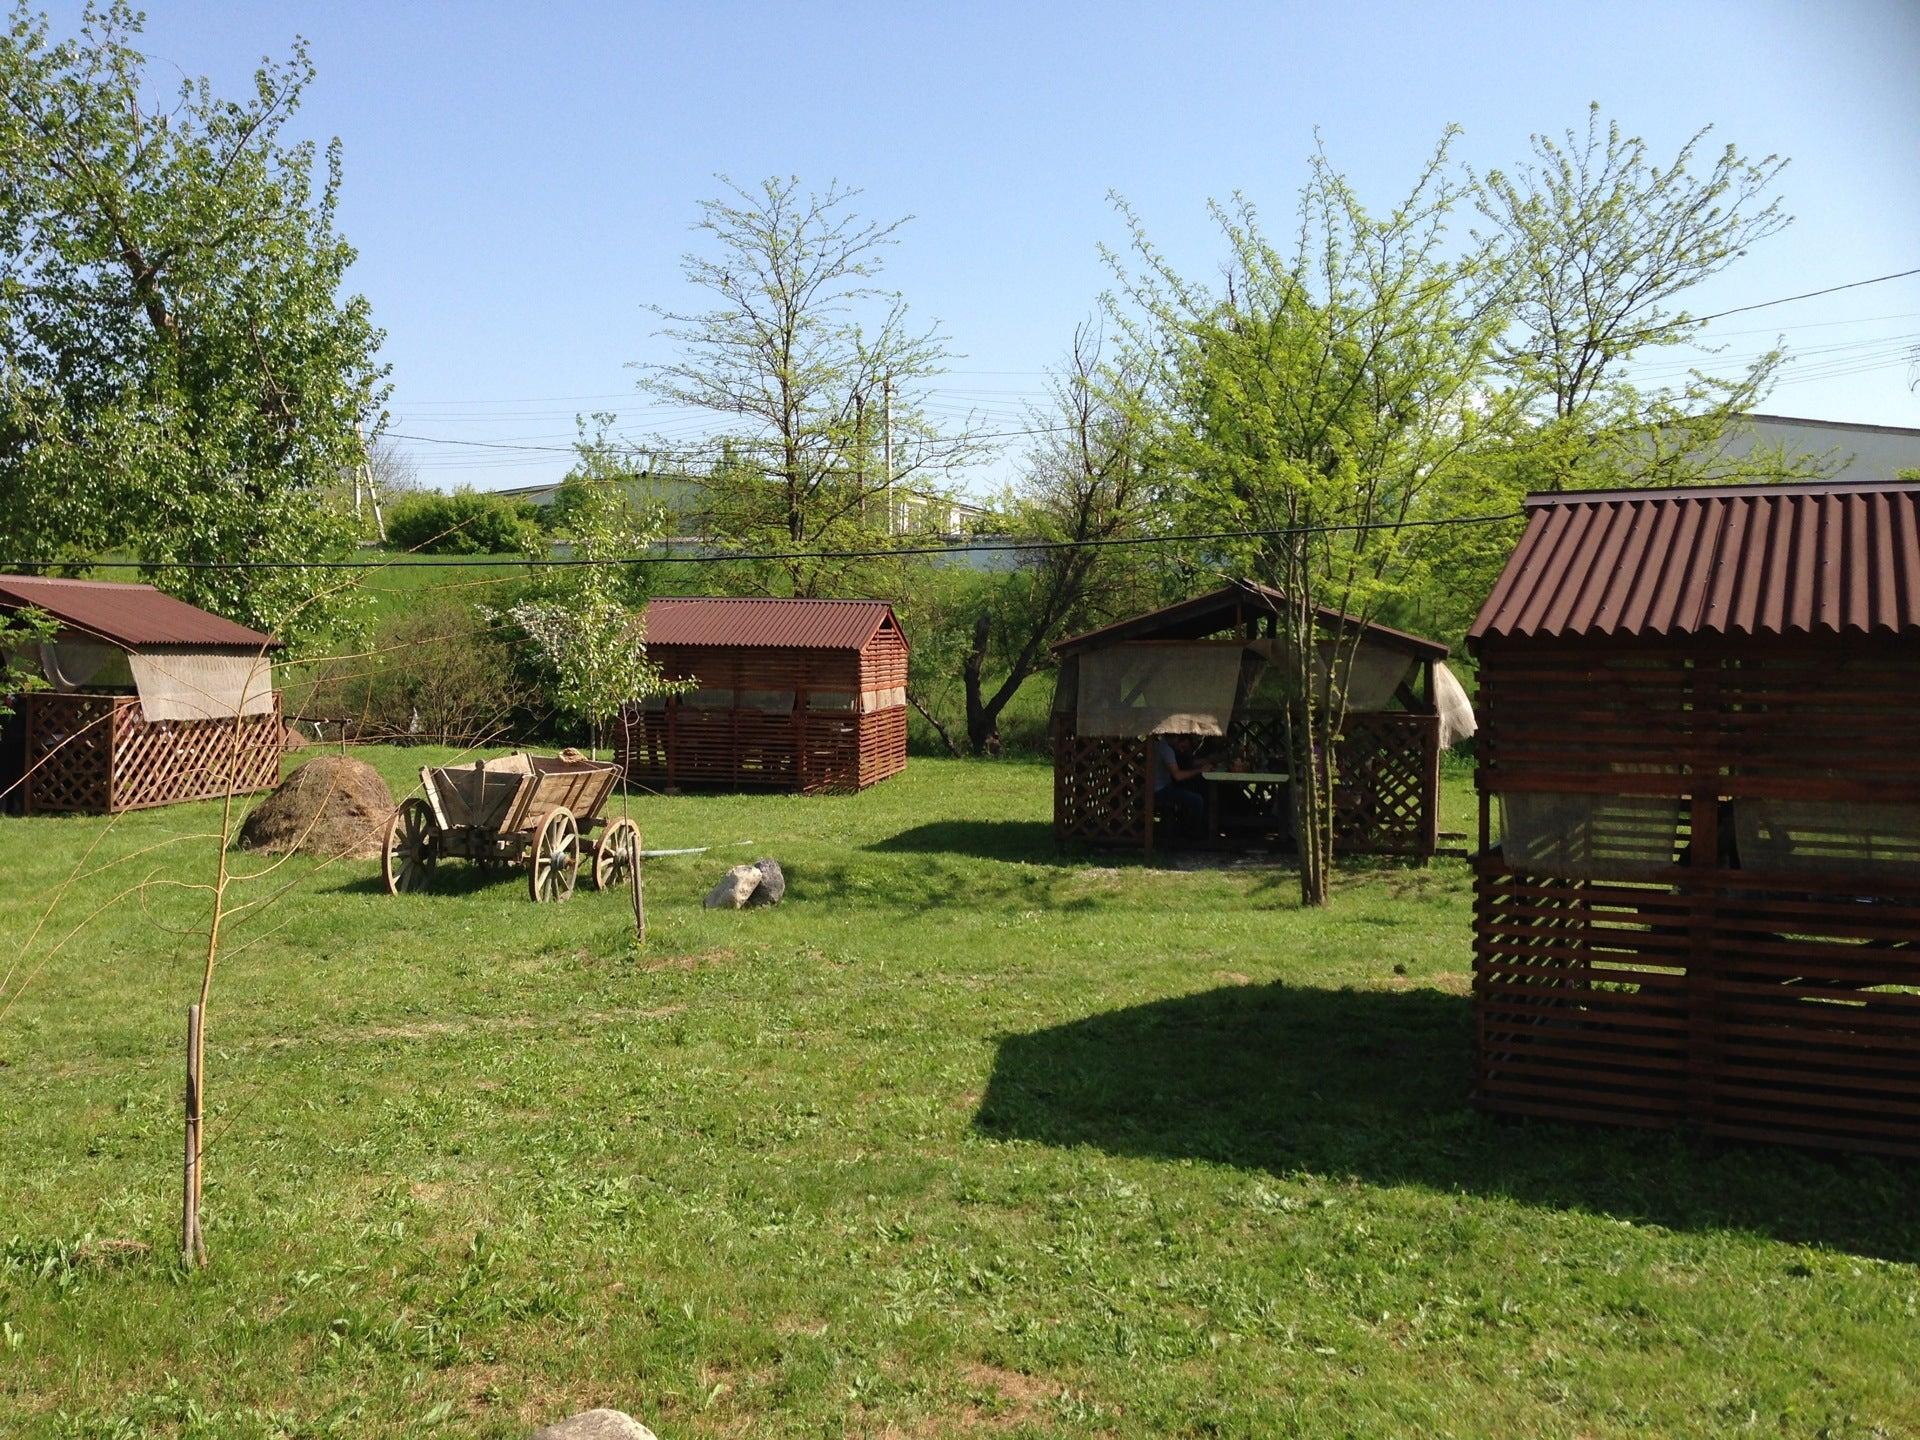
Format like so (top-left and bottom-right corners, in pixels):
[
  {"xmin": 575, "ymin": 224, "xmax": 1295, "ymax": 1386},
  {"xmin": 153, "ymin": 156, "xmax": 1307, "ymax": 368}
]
[
  {"xmin": 615, "ymin": 597, "xmax": 909, "ymax": 793},
  {"xmin": 1050, "ymin": 581, "xmax": 1459, "ymax": 857},
  {"xmin": 1470, "ymin": 479, "xmax": 1920, "ymax": 1157},
  {"xmin": 0, "ymin": 576, "xmax": 283, "ymax": 815}
]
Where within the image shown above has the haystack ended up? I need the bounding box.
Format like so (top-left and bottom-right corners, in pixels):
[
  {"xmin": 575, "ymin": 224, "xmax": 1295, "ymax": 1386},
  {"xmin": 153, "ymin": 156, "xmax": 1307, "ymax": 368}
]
[{"xmin": 238, "ymin": 755, "xmax": 394, "ymax": 859}]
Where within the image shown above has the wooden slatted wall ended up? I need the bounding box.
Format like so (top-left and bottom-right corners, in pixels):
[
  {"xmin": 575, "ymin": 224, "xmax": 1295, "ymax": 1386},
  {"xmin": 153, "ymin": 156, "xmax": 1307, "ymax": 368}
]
[
  {"xmin": 1474, "ymin": 638, "xmax": 1920, "ymax": 1157},
  {"xmin": 615, "ymin": 633, "xmax": 908, "ymax": 794}
]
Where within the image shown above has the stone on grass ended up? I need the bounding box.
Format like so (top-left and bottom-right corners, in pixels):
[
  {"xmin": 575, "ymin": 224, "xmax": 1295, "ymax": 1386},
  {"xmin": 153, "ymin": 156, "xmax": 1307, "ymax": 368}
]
[
  {"xmin": 527, "ymin": 1410, "xmax": 658, "ymax": 1440},
  {"xmin": 704, "ymin": 863, "xmax": 763, "ymax": 909},
  {"xmin": 745, "ymin": 857, "xmax": 786, "ymax": 907},
  {"xmin": 237, "ymin": 755, "xmax": 395, "ymax": 860}
]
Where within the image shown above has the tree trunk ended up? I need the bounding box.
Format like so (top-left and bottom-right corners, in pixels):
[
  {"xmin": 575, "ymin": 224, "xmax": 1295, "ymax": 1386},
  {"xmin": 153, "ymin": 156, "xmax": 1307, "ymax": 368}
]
[{"xmin": 962, "ymin": 612, "xmax": 997, "ymax": 755}]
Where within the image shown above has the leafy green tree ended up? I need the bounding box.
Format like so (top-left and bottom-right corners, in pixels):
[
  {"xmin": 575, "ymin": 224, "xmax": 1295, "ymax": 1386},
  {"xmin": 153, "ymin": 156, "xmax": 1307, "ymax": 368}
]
[
  {"xmin": 1476, "ymin": 104, "xmax": 1797, "ymax": 489},
  {"xmin": 0, "ymin": 603, "xmax": 54, "ymax": 718},
  {"xmin": 0, "ymin": 2, "xmax": 385, "ymax": 649},
  {"xmin": 505, "ymin": 422, "xmax": 683, "ymax": 755},
  {"xmin": 636, "ymin": 177, "xmax": 980, "ymax": 597},
  {"xmin": 1109, "ymin": 135, "xmax": 1518, "ymax": 905}
]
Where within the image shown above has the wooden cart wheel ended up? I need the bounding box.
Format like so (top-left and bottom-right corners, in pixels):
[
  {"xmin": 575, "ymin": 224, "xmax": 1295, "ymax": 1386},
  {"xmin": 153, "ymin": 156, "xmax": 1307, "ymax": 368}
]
[
  {"xmin": 528, "ymin": 807, "xmax": 581, "ymax": 903},
  {"xmin": 382, "ymin": 797, "xmax": 437, "ymax": 895},
  {"xmin": 594, "ymin": 815, "xmax": 640, "ymax": 892}
]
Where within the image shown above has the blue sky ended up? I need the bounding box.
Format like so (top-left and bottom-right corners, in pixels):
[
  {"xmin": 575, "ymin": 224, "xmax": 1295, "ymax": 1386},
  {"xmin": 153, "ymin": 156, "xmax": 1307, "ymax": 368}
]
[{"xmin": 54, "ymin": 0, "xmax": 1920, "ymax": 494}]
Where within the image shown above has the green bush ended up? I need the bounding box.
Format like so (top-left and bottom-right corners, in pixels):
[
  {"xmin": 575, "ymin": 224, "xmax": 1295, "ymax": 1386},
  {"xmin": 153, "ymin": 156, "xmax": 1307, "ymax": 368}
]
[
  {"xmin": 385, "ymin": 489, "xmax": 543, "ymax": 555},
  {"xmin": 288, "ymin": 594, "xmax": 534, "ymax": 743}
]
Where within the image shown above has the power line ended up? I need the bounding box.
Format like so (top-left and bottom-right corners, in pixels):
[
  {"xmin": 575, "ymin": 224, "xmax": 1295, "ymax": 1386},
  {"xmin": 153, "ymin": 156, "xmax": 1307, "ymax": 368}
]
[{"xmin": 1, "ymin": 509, "xmax": 1526, "ymax": 573}]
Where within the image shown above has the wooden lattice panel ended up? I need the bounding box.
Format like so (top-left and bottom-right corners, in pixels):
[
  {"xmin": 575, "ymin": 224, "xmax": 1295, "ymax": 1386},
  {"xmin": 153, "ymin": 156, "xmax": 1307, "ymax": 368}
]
[
  {"xmin": 1335, "ymin": 713, "xmax": 1440, "ymax": 856},
  {"xmin": 22, "ymin": 692, "xmax": 116, "ymax": 814},
  {"xmin": 1053, "ymin": 724, "xmax": 1151, "ymax": 848},
  {"xmin": 23, "ymin": 692, "xmax": 280, "ymax": 814},
  {"xmin": 113, "ymin": 702, "xmax": 282, "ymax": 810}
]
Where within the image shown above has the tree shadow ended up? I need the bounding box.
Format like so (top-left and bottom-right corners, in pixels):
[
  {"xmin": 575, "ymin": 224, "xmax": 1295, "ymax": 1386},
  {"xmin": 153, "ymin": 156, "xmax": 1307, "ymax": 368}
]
[
  {"xmin": 975, "ymin": 981, "xmax": 1920, "ymax": 1261},
  {"xmin": 868, "ymin": 820, "xmax": 1082, "ymax": 866},
  {"xmin": 325, "ymin": 863, "xmax": 524, "ymax": 898}
]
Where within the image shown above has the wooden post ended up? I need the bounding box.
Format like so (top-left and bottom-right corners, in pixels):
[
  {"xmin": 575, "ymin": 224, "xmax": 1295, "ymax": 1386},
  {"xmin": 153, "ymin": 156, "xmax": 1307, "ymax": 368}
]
[
  {"xmin": 183, "ymin": 1003, "xmax": 203, "ymax": 1267},
  {"xmin": 630, "ymin": 828, "xmax": 646, "ymax": 946}
]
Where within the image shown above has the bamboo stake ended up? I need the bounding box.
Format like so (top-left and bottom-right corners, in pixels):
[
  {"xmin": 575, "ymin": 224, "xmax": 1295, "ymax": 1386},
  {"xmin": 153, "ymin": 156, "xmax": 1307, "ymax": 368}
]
[
  {"xmin": 183, "ymin": 1003, "xmax": 203, "ymax": 1267},
  {"xmin": 630, "ymin": 828, "xmax": 646, "ymax": 946}
]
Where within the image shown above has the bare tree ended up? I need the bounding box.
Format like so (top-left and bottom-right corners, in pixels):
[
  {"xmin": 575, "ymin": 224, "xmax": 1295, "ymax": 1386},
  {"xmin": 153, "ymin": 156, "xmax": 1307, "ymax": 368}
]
[
  {"xmin": 953, "ymin": 325, "xmax": 1154, "ymax": 755},
  {"xmin": 635, "ymin": 177, "xmax": 982, "ymax": 595}
]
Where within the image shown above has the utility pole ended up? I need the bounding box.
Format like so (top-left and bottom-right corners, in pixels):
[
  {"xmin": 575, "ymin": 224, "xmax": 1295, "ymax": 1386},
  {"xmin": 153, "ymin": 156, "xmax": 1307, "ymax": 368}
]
[
  {"xmin": 355, "ymin": 425, "xmax": 388, "ymax": 543},
  {"xmin": 854, "ymin": 389, "xmax": 866, "ymax": 517},
  {"xmin": 882, "ymin": 375, "xmax": 893, "ymax": 536}
]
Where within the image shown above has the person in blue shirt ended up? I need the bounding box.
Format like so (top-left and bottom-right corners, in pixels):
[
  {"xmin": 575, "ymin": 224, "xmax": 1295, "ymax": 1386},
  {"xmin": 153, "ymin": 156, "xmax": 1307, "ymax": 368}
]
[{"xmin": 1153, "ymin": 732, "xmax": 1208, "ymax": 843}]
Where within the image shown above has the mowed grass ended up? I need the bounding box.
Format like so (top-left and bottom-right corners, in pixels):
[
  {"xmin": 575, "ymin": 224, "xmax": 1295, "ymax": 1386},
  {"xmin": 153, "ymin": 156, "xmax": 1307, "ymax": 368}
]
[{"xmin": 2, "ymin": 751, "xmax": 1917, "ymax": 1438}]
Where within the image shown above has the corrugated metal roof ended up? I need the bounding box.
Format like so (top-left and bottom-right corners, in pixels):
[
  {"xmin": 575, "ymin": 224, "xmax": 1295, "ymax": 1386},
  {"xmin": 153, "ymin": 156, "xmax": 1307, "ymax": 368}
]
[
  {"xmin": 641, "ymin": 596, "xmax": 903, "ymax": 651},
  {"xmin": 1054, "ymin": 580, "xmax": 1450, "ymax": 660},
  {"xmin": 1469, "ymin": 479, "xmax": 1920, "ymax": 645},
  {"xmin": 0, "ymin": 575, "xmax": 279, "ymax": 650}
]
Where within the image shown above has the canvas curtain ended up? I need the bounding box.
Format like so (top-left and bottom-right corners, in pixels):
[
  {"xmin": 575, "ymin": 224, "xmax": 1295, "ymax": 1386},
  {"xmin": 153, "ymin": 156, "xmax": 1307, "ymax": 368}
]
[
  {"xmin": 38, "ymin": 641, "xmax": 135, "ymax": 692},
  {"xmin": 1735, "ymin": 800, "xmax": 1920, "ymax": 877},
  {"xmin": 1433, "ymin": 662, "xmax": 1477, "ymax": 749},
  {"xmin": 1076, "ymin": 643, "xmax": 1247, "ymax": 737},
  {"xmin": 126, "ymin": 649, "xmax": 276, "ymax": 722},
  {"xmin": 1247, "ymin": 636, "xmax": 1416, "ymax": 714},
  {"xmin": 1501, "ymin": 792, "xmax": 1684, "ymax": 876}
]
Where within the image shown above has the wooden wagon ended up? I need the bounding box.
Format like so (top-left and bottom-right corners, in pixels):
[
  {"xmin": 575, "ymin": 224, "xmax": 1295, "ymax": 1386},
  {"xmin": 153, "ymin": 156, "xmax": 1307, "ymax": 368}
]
[{"xmin": 382, "ymin": 752, "xmax": 638, "ymax": 903}]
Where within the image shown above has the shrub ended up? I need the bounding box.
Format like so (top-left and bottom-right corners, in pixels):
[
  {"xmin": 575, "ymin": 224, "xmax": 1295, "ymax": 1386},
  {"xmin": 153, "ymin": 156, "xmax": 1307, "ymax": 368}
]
[
  {"xmin": 290, "ymin": 596, "xmax": 533, "ymax": 743},
  {"xmin": 385, "ymin": 489, "xmax": 543, "ymax": 556}
]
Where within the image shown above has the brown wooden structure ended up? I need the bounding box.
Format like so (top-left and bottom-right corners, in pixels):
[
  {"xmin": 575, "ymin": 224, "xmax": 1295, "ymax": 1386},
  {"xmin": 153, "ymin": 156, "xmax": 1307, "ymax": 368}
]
[
  {"xmin": 615, "ymin": 597, "xmax": 909, "ymax": 793},
  {"xmin": 1470, "ymin": 480, "xmax": 1920, "ymax": 1158},
  {"xmin": 1, "ymin": 576, "xmax": 283, "ymax": 815},
  {"xmin": 1051, "ymin": 581, "xmax": 1452, "ymax": 857}
]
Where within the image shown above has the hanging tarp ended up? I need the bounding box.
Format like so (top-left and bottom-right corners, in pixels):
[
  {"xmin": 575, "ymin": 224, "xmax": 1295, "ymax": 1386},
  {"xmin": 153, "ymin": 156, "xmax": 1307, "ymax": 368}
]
[
  {"xmin": 1076, "ymin": 642, "xmax": 1246, "ymax": 737},
  {"xmin": 1433, "ymin": 662, "xmax": 1477, "ymax": 749},
  {"xmin": 38, "ymin": 641, "xmax": 135, "ymax": 692},
  {"xmin": 1735, "ymin": 799, "xmax": 1920, "ymax": 877},
  {"xmin": 127, "ymin": 649, "xmax": 276, "ymax": 723},
  {"xmin": 1323, "ymin": 638, "xmax": 1415, "ymax": 712},
  {"xmin": 1500, "ymin": 792, "xmax": 1684, "ymax": 876}
]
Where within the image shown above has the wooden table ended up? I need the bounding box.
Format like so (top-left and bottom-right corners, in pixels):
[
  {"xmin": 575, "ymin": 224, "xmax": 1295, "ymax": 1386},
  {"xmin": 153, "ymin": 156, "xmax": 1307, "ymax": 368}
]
[{"xmin": 1203, "ymin": 770, "xmax": 1292, "ymax": 846}]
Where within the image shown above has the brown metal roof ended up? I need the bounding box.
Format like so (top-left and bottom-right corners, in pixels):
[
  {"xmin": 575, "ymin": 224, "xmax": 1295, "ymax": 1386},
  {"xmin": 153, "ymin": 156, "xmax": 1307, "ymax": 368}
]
[
  {"xmin": 1053, "ymin": 580, "xmax": 1450, "ymax": 660},
  {"xmin": 641, "ymin": 596, "xmax": 903, "ymax": 651},
  {"xmin": 0, "ymin": 575, "xmax": 279, "ymax": 650},
  {"xmin": 1469, "ymin": 479, "xmax": 1920, "ymax": 646}
]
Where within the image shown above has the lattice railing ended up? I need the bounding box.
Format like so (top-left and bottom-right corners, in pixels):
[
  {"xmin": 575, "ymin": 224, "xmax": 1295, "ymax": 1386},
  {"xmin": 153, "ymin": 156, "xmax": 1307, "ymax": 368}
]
[
  {"xmin": 23, "ymin": 692, "xmax": 282, "ymax": 814},
  {"xmin": 1335, "ymin": 712, "xmax": 1439, "ymax": 856},
  {"xmin": 22, "ymin": 692, "xmax": 117, "ymax": 814},
  {"xmin": 1054, "ymin": 724, "xmax": 1151, "ymax": 848}
]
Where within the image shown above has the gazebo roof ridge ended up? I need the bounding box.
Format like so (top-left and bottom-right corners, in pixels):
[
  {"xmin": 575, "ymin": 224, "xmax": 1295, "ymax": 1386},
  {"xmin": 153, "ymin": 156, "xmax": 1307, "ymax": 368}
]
[{"xmin": 1052, "ymin": 579, "xmax": 1449, "ymax": 661}]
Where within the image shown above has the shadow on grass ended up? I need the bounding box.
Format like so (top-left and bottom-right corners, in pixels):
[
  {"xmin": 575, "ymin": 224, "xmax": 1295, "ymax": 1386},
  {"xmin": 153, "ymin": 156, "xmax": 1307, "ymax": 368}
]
[
  {"xmin": 976, "ymin": 981, "xmax": 1920, "ymax": 1261},
  {"xmin": 325, "ymin": 863, "xmax": 525, "ymax": 898},
  {"xmin": 868, "ymin": 820, "xmax": 1078, "ymax": 866}
]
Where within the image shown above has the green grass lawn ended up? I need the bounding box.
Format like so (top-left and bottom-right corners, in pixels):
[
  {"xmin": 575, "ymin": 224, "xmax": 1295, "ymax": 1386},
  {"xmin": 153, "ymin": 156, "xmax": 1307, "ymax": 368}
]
[{"xmin": 2, "ymin": 752, "xmax": 1917, "ymax": 1438}]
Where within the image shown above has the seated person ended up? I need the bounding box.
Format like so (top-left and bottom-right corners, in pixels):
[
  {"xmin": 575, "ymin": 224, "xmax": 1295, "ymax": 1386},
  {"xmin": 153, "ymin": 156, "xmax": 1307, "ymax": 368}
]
[{"xmin": 1153, "ymin": 732, "xmax": 1209, "ymax": 843}]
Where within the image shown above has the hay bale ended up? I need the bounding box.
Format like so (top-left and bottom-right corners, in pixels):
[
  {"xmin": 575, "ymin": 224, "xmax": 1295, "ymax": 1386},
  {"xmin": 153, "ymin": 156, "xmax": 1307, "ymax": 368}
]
[{"xmin": 238, "ymin": 755, "xmax": 395, "ymax": 859}]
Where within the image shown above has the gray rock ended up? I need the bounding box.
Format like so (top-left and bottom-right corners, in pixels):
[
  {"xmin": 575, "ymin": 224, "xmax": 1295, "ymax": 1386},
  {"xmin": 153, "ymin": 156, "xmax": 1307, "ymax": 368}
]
[
  {"xmin": 528, "ymin": 1411, "xmax": 658, "ymax": 1440},
  {"xmin": 703, "ymin": 863, "xmax": 762, "ymax": 909},
  {"xmin": 745, "ymin": 857, "xmax": 786, "ymax": 907}
]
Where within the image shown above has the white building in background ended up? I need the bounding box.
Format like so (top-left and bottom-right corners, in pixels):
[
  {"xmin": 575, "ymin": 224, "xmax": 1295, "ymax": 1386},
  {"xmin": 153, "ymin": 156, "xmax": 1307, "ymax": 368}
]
[{"xmin": 1714, "ymin": 413, "xmax": 1920, "ymax": 484}]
